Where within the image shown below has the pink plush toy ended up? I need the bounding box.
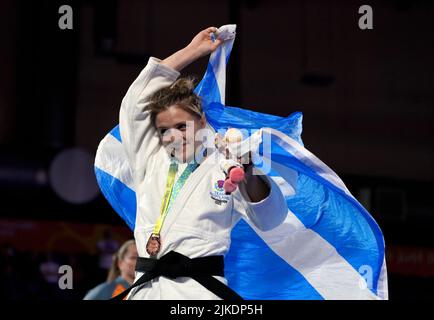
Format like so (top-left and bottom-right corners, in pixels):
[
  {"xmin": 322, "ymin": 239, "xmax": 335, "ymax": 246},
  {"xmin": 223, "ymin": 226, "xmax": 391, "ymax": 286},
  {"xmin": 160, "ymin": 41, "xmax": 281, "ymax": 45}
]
[{"xmin": 216, "ymin": 128, "xmax": 248, "ymax": 194}]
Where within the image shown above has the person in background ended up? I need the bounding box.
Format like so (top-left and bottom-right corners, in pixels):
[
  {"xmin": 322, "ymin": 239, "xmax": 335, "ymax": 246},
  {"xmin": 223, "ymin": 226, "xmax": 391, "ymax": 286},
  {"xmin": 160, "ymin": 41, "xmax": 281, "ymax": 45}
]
[{"xmin": 84, "ymin": 240, "xmax": 137, "ymax": 300}]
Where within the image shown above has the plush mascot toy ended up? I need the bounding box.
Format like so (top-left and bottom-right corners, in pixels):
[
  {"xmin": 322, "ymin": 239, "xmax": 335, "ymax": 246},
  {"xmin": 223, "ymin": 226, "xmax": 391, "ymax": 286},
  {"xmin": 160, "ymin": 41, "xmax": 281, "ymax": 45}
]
[{"xmin": 215, "ymin": 128, "xmax": 251, "ymax": 194}]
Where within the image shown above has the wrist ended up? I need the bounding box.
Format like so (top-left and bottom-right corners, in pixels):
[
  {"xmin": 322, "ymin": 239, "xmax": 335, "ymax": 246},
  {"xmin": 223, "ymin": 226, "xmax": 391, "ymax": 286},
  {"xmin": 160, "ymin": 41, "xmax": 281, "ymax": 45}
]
[
  {"xmin": 182, "ymin": 45, "xmax": 203, "ymax": 61},
  {"xmin": 161, "ymin": 46, "xmax": 199, "ymax": 72}
]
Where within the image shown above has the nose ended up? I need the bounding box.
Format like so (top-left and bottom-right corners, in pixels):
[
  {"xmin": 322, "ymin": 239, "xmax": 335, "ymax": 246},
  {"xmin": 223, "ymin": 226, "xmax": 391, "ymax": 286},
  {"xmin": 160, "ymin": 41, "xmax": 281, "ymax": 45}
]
[
  {"xmin": 162, "ymin": 129, "xmax": 184, "ymax": 146},
  {"xmin": 162, "ymin": 133, "xmax": 174, "ymax": 145}
]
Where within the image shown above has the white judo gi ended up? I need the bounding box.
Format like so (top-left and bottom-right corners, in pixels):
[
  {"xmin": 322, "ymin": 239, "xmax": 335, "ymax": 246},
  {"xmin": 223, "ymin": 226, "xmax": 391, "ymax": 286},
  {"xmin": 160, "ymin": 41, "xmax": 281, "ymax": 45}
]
[{"xmin": 119, "ymin": 57, "xmax": 292, "ymax": 300}]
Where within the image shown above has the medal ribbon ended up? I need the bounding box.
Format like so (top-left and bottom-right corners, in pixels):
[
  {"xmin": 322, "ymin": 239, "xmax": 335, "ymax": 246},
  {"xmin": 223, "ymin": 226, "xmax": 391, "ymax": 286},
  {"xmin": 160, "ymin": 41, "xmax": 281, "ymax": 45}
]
[{"xmin": 152, "ymin": 161, "xmax": 199, "ymax": 236}]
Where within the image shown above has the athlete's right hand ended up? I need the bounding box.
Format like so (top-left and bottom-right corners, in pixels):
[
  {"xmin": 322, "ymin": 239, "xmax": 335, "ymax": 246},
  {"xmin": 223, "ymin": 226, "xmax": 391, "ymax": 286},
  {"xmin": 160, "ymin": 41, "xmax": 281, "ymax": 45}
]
[{"xmin": 186, "ymin": 27, "xmax": 222, "ymax": 58}]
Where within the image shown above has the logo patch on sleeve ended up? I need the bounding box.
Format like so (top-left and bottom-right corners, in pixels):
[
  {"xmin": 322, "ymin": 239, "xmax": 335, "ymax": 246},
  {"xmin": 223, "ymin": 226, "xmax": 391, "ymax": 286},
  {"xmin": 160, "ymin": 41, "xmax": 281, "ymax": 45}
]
[{"xmin": 210, "ymin": 179, "xmax": 231, "ymax": 204}]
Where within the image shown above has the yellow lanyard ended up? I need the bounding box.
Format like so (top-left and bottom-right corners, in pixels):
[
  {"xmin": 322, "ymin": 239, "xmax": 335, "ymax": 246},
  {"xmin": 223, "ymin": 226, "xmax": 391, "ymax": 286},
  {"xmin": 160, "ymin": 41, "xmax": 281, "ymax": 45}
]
[{"xmin": 152, "ymin": 162, "xmax": 178, "ymax": 235}]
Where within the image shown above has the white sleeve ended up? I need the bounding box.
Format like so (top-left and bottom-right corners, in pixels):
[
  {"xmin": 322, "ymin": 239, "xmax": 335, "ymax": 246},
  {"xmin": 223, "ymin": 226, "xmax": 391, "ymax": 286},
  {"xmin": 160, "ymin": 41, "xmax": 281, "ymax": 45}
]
[
  {"xmin": 232, "ymin": 173, "xmax": 289, "ymax": 232},
  {"xmin": 119, "ymin": 57, "xmax": 180, "ymax": 185}
]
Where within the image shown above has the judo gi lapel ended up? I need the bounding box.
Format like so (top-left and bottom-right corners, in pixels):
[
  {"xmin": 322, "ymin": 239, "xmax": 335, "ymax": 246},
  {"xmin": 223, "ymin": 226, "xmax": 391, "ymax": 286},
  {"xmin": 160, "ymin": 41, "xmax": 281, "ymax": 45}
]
[{"xmin": 159, "ymin": 149, "xmax": 217, "ymax": 239}]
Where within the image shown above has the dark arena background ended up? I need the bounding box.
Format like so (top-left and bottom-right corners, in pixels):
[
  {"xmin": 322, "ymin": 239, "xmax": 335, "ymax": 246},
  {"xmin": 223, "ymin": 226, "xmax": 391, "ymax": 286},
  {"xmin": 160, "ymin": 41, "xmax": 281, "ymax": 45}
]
[{"xmin": 0, "ymin": 0, "xmax": 433, "ymax": 301}]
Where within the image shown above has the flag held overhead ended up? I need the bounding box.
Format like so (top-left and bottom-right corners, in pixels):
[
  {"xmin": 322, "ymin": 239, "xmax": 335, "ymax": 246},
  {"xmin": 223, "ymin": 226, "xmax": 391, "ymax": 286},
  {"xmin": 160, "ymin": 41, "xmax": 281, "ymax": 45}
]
[{"xmin": 94, "ymin": 24, "xmax": 387, "ymax": 300}]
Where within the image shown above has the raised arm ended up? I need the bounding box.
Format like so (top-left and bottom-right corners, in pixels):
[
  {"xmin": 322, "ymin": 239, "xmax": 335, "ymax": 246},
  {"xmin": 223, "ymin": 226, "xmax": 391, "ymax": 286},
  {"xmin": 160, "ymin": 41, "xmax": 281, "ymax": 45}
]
[
  {"xmin": 119, "ymin": 27, "xmax": 222, "ymax": 185},
  {"xmin": 161, "ymin": 26, "xmax": 222, "ymax": 71}
]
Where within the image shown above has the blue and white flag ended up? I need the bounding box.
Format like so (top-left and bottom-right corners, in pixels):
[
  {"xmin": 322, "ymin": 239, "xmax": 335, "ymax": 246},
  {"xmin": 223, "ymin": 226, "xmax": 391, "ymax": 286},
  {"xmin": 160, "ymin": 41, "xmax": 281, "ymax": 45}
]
[{"xmin": 94, "ymin": 25, "xmax": 388, "ymax": 300}]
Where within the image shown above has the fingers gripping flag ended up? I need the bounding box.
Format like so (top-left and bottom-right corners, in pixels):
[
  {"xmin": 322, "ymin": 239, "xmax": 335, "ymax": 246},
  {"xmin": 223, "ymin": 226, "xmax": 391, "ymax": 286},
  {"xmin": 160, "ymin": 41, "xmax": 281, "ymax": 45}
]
[{"xmin": 94, "ymin": 25, "xmax": 388, "ymax": 300}]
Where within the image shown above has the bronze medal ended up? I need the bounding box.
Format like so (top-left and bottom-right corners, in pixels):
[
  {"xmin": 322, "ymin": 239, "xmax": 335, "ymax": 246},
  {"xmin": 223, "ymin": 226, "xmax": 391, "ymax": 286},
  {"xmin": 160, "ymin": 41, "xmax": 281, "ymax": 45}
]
[{"xmin": 146, "ymin": 233, "xmax": 161, "ymax": 257}]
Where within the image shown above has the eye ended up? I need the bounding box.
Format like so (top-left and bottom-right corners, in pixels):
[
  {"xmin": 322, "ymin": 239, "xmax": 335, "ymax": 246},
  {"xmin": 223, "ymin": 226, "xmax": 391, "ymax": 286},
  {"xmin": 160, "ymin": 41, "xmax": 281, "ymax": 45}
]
[
  {"xmin": 177, "ymin": 123, "xmax": 187, "ymax": 131},
  {"xmin": 159, "ymin": 128, "xmax": 167, "ymax": 135}
]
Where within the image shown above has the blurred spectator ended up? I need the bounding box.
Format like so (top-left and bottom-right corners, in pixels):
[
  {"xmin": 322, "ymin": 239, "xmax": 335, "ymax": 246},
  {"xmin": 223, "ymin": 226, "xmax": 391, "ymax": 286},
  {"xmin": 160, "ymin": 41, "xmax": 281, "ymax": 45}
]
[{"xmin": 84, "ymin": 239, "xmax": 137, "ymax": 300}]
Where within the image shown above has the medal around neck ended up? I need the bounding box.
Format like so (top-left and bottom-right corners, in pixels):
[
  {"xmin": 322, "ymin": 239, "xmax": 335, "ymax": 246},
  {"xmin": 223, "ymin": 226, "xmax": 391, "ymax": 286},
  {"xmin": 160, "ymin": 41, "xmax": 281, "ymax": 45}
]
[
  {"xmin": 146, "ymin": 233, "xmax": 161, "ymax": 257},
  {"xmin": 146, "ymin": 160, "xmax": 199, "ymax": 258}
]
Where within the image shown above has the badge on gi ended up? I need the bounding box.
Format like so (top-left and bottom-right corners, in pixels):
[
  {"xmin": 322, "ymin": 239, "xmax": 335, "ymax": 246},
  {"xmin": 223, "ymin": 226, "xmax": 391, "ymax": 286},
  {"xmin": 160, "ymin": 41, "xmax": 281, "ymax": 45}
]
[{"xmin": 210, "ymin": 179, "xmax": 231, "ymax": 205}]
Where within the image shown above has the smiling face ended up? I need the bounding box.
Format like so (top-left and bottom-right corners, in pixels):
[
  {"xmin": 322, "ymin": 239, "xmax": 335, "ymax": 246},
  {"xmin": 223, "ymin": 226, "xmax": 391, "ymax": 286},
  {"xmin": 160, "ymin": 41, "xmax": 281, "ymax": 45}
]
[{"xmin": 155, "ymin": 104, "xmax": 206, "ymax": 163}]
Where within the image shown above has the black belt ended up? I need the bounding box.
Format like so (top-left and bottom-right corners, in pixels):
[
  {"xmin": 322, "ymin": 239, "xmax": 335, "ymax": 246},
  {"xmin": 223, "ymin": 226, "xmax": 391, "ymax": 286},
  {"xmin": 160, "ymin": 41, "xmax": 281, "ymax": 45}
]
[{"xmin": 111, "ymin": 251, "xmax": 243, "ymax": 300}]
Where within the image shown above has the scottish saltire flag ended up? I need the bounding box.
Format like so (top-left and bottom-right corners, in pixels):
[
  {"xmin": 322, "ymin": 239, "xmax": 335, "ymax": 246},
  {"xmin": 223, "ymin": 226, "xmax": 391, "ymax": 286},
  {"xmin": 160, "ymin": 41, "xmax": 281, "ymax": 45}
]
[{"xmin": 94, "ymin": 25, "xmax": 388, "ymax": 300}]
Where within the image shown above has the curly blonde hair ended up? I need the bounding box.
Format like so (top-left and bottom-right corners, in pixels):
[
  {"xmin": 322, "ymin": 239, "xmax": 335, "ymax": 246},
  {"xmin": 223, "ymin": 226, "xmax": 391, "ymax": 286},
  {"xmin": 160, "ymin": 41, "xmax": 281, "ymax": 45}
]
[{"xmin": 146, "ymin": 77, "xmax": 203, "ymax": 127}]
